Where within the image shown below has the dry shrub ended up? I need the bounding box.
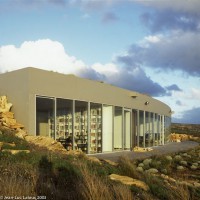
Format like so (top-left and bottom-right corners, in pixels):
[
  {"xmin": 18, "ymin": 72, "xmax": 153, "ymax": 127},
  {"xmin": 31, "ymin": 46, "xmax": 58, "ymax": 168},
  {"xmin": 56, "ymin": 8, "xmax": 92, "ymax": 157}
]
[
  {"xmin": 0, "ymin": 175, "xmax": 36, "ymax": 196},
  {"xmin": 118, "ymin": 155, "xmax": 140, "ymax": 179},
  {"xmin": 0, "ymin": 165, "xmax": 37, "ymax": 196},
  {"xmin": 78, "ymin": 163, "xmax": 134, "ymax": 200},
  {"xmin": 170, "ymin": 183, "xmax": 191, "ymax": 200}
]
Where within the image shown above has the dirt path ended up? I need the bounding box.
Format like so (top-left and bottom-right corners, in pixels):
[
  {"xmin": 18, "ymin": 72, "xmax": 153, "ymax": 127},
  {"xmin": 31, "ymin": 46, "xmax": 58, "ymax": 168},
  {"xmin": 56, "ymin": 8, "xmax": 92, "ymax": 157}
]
[{"xmin": 89, "ymin": 141, "xmax": 199, "ymax": 162}]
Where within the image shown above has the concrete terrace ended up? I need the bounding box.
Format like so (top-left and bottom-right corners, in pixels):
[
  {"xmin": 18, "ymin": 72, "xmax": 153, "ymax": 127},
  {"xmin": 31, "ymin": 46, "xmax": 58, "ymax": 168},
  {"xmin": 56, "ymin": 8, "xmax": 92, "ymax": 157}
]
[{"xmin": 89, "ymin": 141, "xmax": 199, "ymax": 162}]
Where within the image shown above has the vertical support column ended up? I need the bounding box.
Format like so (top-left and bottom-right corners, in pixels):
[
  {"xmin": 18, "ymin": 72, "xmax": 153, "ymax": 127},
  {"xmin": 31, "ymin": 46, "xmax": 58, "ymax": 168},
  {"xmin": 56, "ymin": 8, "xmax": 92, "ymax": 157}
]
[
  {"xmin": 143, "ymin": 111, "xmax": 146, "ymax": 148},
  {"xmin": 54, "ymin": 97, "xmax": 56, "ymax": 140},
  {"xmin": 101, "ymin": 104, "xmax": 103, "ymax": 153},
  {"xmin": 148, "ymin": 112, "xmax": 150, "ymax": 147},
  {"xmin": 152, "ymin": 113, "xmax": 155, "ymax": 146},
  {"xmin": 159, "ymin": 115, "xmax": 161, "ymax": 145},
  {"xmin": 87, "ymin": 102, "xmax": 90, "ymax": 154},
  {"xmin": 122, "ymin": 107, "xmax": 124, "ymax": 150},
  {"xmin": 72, "ymin": 100, "xmax": 75, "ymax": 150},
  {"xmin": 130, "ymin": 109, "xmax": 133, "ymax": 150},
  {"xmin": 112, "ymin": 106, "xmax": 115, "ymax": 152},
  {"xmin": 162, "ymin": 115, "xmax": 165, "ymax": 145},
  {"xmin": 137, "ymin": 110, "xmax": 139, "ymax": 147}
]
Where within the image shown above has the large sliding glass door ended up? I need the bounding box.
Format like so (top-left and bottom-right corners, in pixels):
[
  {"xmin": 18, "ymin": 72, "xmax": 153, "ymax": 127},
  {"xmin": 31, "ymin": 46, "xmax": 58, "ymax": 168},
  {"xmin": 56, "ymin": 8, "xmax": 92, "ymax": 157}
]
[
  {"xmin": 36, "ymin": 96, "xmax": 55, "ymax": 138},
  {"xmin": 102, "ymin": 105, "xmax": 113, "ymax": 152},
  {"xmin": 114, "ymin": 107, "xmax": 123, "ymax": 150},
  {"xmin": 90, "ymin": 103, "xmax": 102, "ymax": 154},
  {"xmin": 74, "ymin": 101, "xmax": 88, "ymax": 153},
  {"xmin": 124, "ymin": 109, "xmax": 131, "ymax": 150}
]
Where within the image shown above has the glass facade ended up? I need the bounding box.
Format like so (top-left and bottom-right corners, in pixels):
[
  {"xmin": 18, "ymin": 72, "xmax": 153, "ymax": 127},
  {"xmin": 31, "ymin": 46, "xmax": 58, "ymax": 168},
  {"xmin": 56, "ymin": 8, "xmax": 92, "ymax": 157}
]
[
  {"xmin": 114, "ymin": 107, "xmax": 123, "ymax": 150},
  {"xmin": 102, "ymin": 105, "xmax": 113, "ymax": 152},
  {"xmin": 90, "ymin": 103, "xmax": 102, "ymax": 154},
  {"xmin": 74, "ymin": 101, "xmax": 88, "ymax": 153},
  {"xmin": 124, "ymin": 109, "xmax": 131, "ymax": 150},
  {"xmin": 36, "ymin": 95, "xmax": 171, "ymax": 154}
]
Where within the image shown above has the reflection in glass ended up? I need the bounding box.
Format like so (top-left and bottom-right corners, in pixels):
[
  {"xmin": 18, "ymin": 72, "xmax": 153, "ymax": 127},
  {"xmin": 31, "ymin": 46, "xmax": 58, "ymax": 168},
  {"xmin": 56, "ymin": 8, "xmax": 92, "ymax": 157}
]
[
  {"xmin": 36, "ymin": 96, "xmax": 55, "ymax": 138},
  {"xmin": 75, "ymin": 101, "xmax": 88, "ymax": 153},
  {"xmin": 56, "ymin": 98, "xmax": 73, "ymax": 150},
  {"xmin": 124, "ymin": 110, "xmax": 131, "ymax": 150},
  {"xmin": 102, "ymin": 105, "xmax": 113, "ymax": 152},
  {"xmin": 114, "ymin": 107, "xmax": 123, "ymax": 150},
  {"xmin": 90, "ymin": 103, "xmax": 102, "ymax": 154}
]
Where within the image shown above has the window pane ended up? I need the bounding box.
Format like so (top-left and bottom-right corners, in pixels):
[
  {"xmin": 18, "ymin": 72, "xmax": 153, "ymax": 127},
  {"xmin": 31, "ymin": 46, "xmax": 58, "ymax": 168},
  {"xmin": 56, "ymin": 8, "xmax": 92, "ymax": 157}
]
[
  {"xmin": 90, "ymin": 103, "xmax": 102, "ymax": 154},
  {"xmin": 124, "ymin": 110, "xmax": 131, "ymax": 150},
  {"xmin": 114, "ymin": 107, "xmax": 122, "ymax": 150},
  {"xmin": 56, "ymin": 98, "xmax": 73, "ymax": 150},
  {"xmin": 36, "ymin": 96, "xmax": 55, "ymax": 138},
  {"xmin": 75, "ymin": 101, "xmax": 88, "ymax": 153},
  {"xmin": 103, "ymin": 105, "xmax": 113, "ymax": 152}
]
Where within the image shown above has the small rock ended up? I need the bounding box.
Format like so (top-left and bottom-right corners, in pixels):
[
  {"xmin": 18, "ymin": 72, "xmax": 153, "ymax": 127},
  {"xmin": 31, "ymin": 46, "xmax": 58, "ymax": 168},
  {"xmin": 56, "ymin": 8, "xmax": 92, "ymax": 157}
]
[
  {"xmin": 180, "ymin": 160, "xmax": 187, "ymax": 166},
  {"xmin": 2, "ymin": 149, "xmax": 30, "ymax": 155},
  {"xmin": 136, "ymin": 167, "xmax": 144, "ymax": 172},
  {"xmin": 103, "ymin": 159, "xmax": 118, "ymax": 166},
  {"xmin": 177, "ymin": 165, "xmax": 184, "ymax": 170},
  {"xmin": 145, "ymin": 168, "xmax": 158, "ymax": 174},
  {"xmin": 88, "ymin": 156, "xmax": 102, "ymax": 165}
]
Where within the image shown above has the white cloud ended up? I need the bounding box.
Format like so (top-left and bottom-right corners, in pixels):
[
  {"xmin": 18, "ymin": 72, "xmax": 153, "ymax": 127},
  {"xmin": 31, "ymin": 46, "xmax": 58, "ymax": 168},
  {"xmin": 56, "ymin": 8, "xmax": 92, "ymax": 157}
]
[
  {"xmin": 92, "ymin": 63, "xmax": 119, "ymax": 76},
  {"xmin": 0, "ymin": 39, "xmax": 168, "ymax": 97},
  {"xmin": 139, "ymin": 0, "xmax": 200, "ymax": 14},
  {"xmin": 190, "ymin": 88, "xmax": 200, "ymax": 100},
  {"xmin": 0, "ymin": 39, "xmax": 87, "ymax": 74},
  {"xmin": 144, "ymin": 35, "xmax": 161, "ymax": 43}
]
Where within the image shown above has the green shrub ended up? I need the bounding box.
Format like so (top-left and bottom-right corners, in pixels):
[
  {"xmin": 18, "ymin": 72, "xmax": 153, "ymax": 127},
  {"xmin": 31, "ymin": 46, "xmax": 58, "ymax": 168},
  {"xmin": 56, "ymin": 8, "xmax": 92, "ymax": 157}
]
[{"xmin": 0, "ymin": 133, "xmax": 30, "ymax": 150}]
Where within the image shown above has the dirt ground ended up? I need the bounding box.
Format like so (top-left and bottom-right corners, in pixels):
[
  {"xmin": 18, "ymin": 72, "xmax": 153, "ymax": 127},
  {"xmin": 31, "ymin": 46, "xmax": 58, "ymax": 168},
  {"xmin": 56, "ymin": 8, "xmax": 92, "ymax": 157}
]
[{"xmin": 89, "ymin": 141, "xmax": 199, "ymax": 162}]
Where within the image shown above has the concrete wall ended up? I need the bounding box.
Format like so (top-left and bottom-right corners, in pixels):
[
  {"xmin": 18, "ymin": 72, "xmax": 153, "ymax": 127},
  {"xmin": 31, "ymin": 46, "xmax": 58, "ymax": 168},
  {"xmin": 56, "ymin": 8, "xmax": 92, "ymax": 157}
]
[{"xmin": 0, "ymin": 67, "xmax": 171, "ymax": 135}]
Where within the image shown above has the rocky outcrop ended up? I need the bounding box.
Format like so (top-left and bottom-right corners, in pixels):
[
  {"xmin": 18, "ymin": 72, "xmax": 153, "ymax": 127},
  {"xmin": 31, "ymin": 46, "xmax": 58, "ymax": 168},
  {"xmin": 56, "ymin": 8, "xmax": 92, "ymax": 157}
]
[
  {"xmin": 0, "ymin": 96, "xmax": 70, "ymax": 155},
  {"xmin": 169, "ymin": 133, "xmax": 198, "ymax": 142},
  {"xmin": 0, "ymin": 96, "xmax": 12, "ymax": 113},
  {"xmin": 109, "ymin": 174, "xmax": 149, "ymax": 191}
]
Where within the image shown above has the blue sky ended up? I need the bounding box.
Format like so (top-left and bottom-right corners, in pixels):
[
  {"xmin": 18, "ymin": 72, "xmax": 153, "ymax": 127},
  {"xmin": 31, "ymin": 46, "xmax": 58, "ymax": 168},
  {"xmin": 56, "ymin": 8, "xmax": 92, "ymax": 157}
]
[{"xmin": 0, "ymin": 0, "xmax": 200, "ymax": 124}]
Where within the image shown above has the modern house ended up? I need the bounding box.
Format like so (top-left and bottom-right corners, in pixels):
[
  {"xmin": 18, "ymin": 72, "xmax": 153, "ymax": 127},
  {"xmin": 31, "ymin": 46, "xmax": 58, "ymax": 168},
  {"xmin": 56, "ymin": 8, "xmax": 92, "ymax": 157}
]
[{"xmin": 0, "ymin": 67, "xmax": 171, "ymax": 154}]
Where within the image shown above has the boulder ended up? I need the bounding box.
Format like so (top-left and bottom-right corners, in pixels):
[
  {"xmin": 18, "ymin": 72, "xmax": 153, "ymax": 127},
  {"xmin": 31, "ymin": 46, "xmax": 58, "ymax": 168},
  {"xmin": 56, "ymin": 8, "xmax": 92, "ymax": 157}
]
[
  {"xmin": 2, "ymin": 149, "xmax": 30, "ymax": 155},
  {"xmin": 109, "ymin": 174, "xmax": 149, "ymax": 191},
  {"xmin": 15, "ymin": 128, "xmax": 28, "ymax": 139},
  {"xmin": 102, "ymin": 159, "xmax": 118, "ymax": 166},
  {"xmin": 0, "ymin": 96, "xmax": 12, "ymax": 113},
  {"xmin": 87, "ymin": 156, "xmax": 102, "ymax": 165},
  {"xmin": 145, "ymin": 168, "xmax": 158, "ymax": 174}
]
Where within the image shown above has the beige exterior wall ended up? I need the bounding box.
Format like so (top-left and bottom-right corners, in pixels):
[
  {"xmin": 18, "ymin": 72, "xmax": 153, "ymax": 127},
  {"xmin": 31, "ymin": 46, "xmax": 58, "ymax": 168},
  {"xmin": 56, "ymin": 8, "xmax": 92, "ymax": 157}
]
[{"xmin": 0, "ymin": 67, "xmax": 171, "ymax": 135}]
